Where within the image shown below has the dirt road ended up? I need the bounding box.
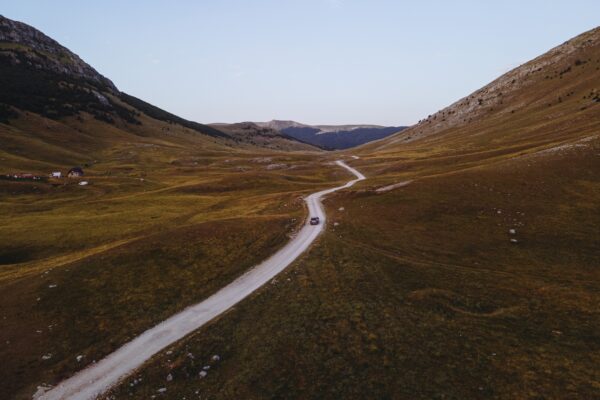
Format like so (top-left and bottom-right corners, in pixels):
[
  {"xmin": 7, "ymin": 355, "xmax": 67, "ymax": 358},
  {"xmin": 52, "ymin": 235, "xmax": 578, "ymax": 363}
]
[{"xmin": 37, "ymin": 160, "xmax": 365, "ymax": 400}]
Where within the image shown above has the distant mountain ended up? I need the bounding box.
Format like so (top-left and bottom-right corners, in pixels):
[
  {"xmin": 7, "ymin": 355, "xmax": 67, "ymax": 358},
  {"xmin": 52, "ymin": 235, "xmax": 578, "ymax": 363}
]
[
  {"xmin": 255, "ymin": 120, "xmax": 312, "ymax": 131},
  {"xmin": 254, "ymin": 120, "xmax": 406, "ymax": 150},
  {"xmin": 209, "ymin": 122, "xmax": 318, "ymax": 151}
]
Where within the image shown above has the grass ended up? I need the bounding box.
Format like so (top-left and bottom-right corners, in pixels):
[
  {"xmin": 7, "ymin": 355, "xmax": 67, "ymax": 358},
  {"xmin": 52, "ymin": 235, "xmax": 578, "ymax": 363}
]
[
  {"xmin": 0, "ymin": 106, "xmax": 337, "ymax": 398},
  {"xmin": 2, "ymin": 22, "xmax": 600, "ymax": 400},
  {"xmin": 104, "ymin": 28, "xmax": 600, "ymax": 400},
  {"xmin": 107, "ymin": 139, "xmax": 600, "ymax": 400},
  {"xmin": 0, "ymin": 152, "xmax": 343, "ymax": 398}
]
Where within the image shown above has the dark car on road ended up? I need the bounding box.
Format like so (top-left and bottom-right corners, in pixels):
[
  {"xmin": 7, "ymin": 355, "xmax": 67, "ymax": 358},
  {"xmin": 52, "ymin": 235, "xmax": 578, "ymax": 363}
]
[{"xmin": 310, "ymin": 217, "xmax": 320, "ymax": 225}]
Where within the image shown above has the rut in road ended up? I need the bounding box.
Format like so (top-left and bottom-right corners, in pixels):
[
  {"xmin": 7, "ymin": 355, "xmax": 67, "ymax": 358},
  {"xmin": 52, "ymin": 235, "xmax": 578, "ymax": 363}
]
[{"xmin": 36, "ymin": 159, "xmax": 366, "ymax": 400}]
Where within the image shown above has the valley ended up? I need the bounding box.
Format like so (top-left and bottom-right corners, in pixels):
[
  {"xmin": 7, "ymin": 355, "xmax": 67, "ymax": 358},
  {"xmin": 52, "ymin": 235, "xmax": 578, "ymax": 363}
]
[
  {"xmin": 0, "ymin": 11, "xmax": 599, "ymax": 400},
  {"xmin": 36, "ymin": 160, "xmax": 365, "ymax": 400},
  {"xmin": 106, "ymin": 26, "xmax": 599, "ymax": 400}
]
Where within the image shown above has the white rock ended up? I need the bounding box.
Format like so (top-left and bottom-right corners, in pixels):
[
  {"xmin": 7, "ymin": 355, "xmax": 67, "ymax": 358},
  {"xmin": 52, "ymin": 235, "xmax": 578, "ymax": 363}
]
[
  {"xmin": 338, "ymin": 207, "xmax": 345, "ymax": 211},
  {"xmin": 42, "ymin": 353, "xmax": 52, "ymax": 360},
  {"xmin": 157, "ymin": 387, "xmax": 167, "ymax": 393},
  {"xmin": 199, "ymin": 370, "xmax": 208, "ymax": 378},
  {"xmin": 32, "ymin": 384, "xmax": 52, "ymax": 400},
  {"xmin": 76, "ymin": 355, "xmax": 83, "ymax": 362},
  {"xmin": 509, "ymin": 229, "xmax": 516, "ymax": 234},
  {"xmin": 510, "ymin": 239, "xmax": 518, "ymax": 243},
  {"xmin": 166, "ymin": 373, "xmax": 173, "ymax": 382},
  {"xmin": 203, "ymin": 365, "xmax": 210, "ymax": 370},
  {"xmin": 265, "ymin": 163, "xmax": 287, "ymax": 170},
  {"xmin": 48, "ymin": 284, "xmax": 57, "ymax": 288}
]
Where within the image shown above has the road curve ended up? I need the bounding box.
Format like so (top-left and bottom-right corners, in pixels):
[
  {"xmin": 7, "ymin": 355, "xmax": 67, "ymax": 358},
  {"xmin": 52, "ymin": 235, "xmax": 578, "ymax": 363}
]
[{"xmin": 37, "ymin": 160, "xmax": 365, "ymax": 400}]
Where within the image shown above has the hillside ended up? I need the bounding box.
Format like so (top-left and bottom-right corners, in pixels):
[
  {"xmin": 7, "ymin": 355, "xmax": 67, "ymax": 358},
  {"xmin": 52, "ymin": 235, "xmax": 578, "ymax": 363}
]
[
  {"xmin": 2, "ymin": 12, "xmax": 599, "ymax": 400},
  {"xmin": 363, "ymin": 26, "xmax": 600, "ymax": 155},
  {"xmin": 255, "ymin": 120, "xmax": 405, "ymax": 149},
  {"xmin": 0, "ymin": 16, "xmax": 219, "ymax": 135},
  {"xmin": 0, "ymin": 16, "xmax": 329, "ymax": 399},
  {"xmin": 209, "ymin": 122, "xmax": 318, "ymax": 151},
  {"xmin": 102, "ymin": 27, "xmax": 599, "ymax": 400},
  {"xmin": 0, "ymin": 14, "xmax": 316, "ymax": 174},
  {"xmin": 282, "ymin": 125, "xmax": 405, "ymax": 150}
]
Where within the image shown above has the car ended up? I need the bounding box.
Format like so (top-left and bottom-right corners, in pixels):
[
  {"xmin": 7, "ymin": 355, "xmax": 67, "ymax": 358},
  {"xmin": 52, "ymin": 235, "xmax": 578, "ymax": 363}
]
[{"xmin": 310, "ymin": 217, "xmax": 320, "ymax": 225}]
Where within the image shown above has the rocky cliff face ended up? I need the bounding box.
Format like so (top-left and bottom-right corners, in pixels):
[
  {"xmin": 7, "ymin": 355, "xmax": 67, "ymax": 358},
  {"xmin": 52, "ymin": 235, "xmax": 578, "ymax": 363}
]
[{"xmin": 0, "ymin": 15, "xmax": 117, "ymax": 92}]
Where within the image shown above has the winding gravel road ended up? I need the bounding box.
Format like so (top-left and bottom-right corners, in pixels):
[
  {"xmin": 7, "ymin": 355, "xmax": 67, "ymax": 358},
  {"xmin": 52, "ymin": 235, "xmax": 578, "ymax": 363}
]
[{"xmin": 37, "ymin": 160, "xmax": 365, "ymax": 400}]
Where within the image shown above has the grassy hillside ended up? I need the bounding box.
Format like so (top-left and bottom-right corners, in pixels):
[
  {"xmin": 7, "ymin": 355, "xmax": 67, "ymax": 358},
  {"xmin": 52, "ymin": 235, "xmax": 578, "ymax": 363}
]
[
  {"xmin": 0, "ymin": 14, "xmax": 328, "ymax": 399},
  {"xmin": 0, "ymin": 71, "xmax": 327, "ymax": 400},
  {"xmin": 209, "ymin": 122, "xmax": 318, "ymax": 151},
  {"xmin": 361, "ymin": 26, "xmax": 600, "ymax": 161},
  {"xmin": 106, "ymin": 27, "xmax": 600, "ymax": 400},
  {"xmin": 2, "ymin": 13, "xmax": 599, "ymax": 400},
  {"xmin": 0, "ymin": 14, "xmax": 317, "ymax": 162},
  {"xmin": 0, "ymin": 144, "xmax": 346, "ymax": 398}
]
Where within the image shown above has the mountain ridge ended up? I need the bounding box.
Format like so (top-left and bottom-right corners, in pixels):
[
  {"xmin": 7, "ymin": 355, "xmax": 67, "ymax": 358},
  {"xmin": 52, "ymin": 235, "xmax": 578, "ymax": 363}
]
[
  {"xmin": 0, "ymin": 14, "xmax": 320, "ymax": 163},
  {"xmin": 255, "ymin": 119, "xmax": 389, "ymax": 133},
  {"xmin": 0, "ymin": 14, "xmax": 117, "ymax": 92},
  {"xmin": 371, "ymin": 25, "xmax": 600, "ymax": 149},
  {"xmin": 252, "ymin": 119, "xmax": 406, "ymax": 149},
  {"xmin": 0, "ymin": 14, "xmax": 226, "ymax": 139}
]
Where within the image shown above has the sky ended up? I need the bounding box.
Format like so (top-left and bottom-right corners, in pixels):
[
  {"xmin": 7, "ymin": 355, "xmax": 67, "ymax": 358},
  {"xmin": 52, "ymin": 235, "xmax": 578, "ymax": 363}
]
[{"xmin": 2, "ymin": 1, "xmax": 599, "ymax": 126}]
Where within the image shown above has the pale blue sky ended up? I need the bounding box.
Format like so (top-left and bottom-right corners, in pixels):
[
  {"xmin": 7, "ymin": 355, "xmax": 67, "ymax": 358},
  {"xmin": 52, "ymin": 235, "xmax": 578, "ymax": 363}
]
[{"xmin": 3, "ymin": 1, "xmax": 599, "ymax": 125}]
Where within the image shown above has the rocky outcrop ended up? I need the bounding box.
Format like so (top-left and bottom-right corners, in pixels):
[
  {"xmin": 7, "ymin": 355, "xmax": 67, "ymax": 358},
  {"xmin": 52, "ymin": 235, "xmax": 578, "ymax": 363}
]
[
  {"xmin": 0, "ymin": 15, "xmax": 228, "ymax": 139},
  {"xmin": 385, "ymin": 26, "xmax": 600, "ymax": 145},
  {"xmin": 0, "ymin": 15, "xmax": 117, "ymax": 92}
]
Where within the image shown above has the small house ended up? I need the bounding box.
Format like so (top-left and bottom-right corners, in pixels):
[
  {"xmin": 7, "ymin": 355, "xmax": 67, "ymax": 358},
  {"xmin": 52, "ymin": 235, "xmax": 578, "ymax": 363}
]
[
  {"xmin": 51, "ymin": 171, "xmax": 62, "ymax": 178},
  {"xmin": 67, "ymin": 167, "xmax": 84, "ymax": 178}
]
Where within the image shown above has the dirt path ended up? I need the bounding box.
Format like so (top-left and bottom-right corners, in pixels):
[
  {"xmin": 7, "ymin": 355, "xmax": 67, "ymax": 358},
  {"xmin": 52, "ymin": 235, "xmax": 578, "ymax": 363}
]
[{"xmin": 36, "ymin": 160, "xmax": 365, "ymax": 400}]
